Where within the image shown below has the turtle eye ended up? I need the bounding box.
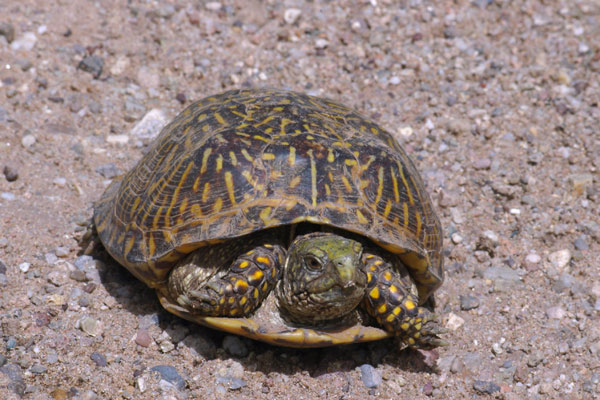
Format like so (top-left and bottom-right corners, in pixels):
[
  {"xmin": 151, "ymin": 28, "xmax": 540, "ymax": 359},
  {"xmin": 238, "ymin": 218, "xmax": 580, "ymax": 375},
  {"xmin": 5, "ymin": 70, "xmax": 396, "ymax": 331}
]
[{"xmin": 304, "ymin": 256, "xmax": 322, "ymax": 271}]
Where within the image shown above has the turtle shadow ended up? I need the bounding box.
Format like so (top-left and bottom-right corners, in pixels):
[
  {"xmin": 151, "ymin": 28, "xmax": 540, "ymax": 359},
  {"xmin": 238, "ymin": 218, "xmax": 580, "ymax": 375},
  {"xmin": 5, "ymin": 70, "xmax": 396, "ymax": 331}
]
[{"xmin": 83, "ymin": 245, "xmax": 438, "ymax": 376}]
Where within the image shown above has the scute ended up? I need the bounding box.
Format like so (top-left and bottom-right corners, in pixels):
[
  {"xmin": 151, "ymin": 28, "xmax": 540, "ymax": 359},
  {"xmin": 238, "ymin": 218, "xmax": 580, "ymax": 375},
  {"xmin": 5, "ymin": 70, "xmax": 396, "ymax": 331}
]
[{"xmin": 94, "ymin": 88, "xmax": 443, "ymax": 312}]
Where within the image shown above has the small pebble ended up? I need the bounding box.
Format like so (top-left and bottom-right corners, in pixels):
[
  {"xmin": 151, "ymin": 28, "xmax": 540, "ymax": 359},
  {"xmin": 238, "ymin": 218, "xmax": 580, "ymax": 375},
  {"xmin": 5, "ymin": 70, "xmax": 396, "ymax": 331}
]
[
  {"xmin": 0, "ymin": 353, "xmax": 7, "ymax": 367},
  {"xmin": 473, "ymin": 158, "xmax": 491, "ymax": 170},
  {"xmin": 150, "ymin": 365, "xmax": 186, "ymax": 391},
  {"xmin": 80, "ymin": 317, "xmax": 99, "ymax": 336},
  {"xmin": 315, "ymin": 38, "xmax": 329, "ymax": 49},
  {"xmin": 284, "ymin": 8, "xmax": 302, "ymax": 25},
  {"xmin": 573, "ymin": 236, "xmax": 588, "ymax": 251},
  {"xmin": 451, "ymin": 232, "xmax": 463, "ymax": 244},
  {"xmin": 459, "ymin": 294, "xmax": 480, "ymax": 310},
  {"xmin": 78, "ymin": 55, "xmax": 104, "ymax": 79},
  {"xmin": 546, "ymin": 306, "xmax": 566, "ymax": 320},
  {"xmin": 159, "ymin": 340, "xmax": 175, "ymax": 353},
  {"xmin": 22, "ymin": 134, "xmax": 36, "ymax": 148},
  {"xmin": 0, "ymin": 22, "xmax": 15, "ymax": 43},
  {"xmin": 205, "ymin": 2, "xmax": 222, "ymax": 11},
  {"xmin": 548, "ymin": 249, "xmax": 571, "ymax": 270},
  {"xmin": 19, "ymin": 262, "xmax": 30, "ymax": 273},
  {"xmin": 0, "ymin": 259, "xmax": 7, "ymax": 274},
  {"xmin": 473, "ymin": 380, "xmax": 500, "ymax": 394},
  {"xmin": 135, "ymin": 330, "xmax": 152, "ymax": 347},
  {"xmin": 106, "ymin": 134, "xmax": 129, "ymax": 145},
  {"xmin": 222, "ymin": 335, "xmax": 248, "ymax": 358},
  {"xmin": 130, "ymin": 109, "xmax": 168, "ymax": 141},
  {"xmin": 215, "ymin": 376, "xmax": 247, "ymax": 390},
  {"xmin": 6, "ymin": 337, "xmax": 17, "ymax": 349},
  {"xmin": 10, "ymin": 32, "xmax": 37, "ymax": 51},
  {"xmin": 30, "ymin": 364, "xmax": 47, "ymax": 374},
  {"xmin": 90, "ymin": 352, "xmax": 107, "ymax": 367},
  {"xmin": 422, "ymin": 381, "xmax": 433, "ymax": 396},
  {"xmin": 398, "ymin": 126, "xmax": 413, "ymax": 138},
  {"xmin": 445, "ymin": 313, "xmax": 464, "ymax": 331},
  {"xmin": 1, "ymin": 192, "xmax": 16, "ymax": 201},
  {"xmin": 3, "ymin": 166, "xmax": 18, "ymax": 182},
  {"xmin": 95, "ymin": 163, "xmax": 122, "ymax": 179},
  {"xmin": 360, "ymin": 364, "xmax": 382, "ymax": 388}
]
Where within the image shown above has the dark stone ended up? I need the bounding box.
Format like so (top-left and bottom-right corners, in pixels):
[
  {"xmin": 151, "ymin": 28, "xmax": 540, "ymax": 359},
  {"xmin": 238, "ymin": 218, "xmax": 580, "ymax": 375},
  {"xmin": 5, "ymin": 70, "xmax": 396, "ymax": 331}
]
[
  {"xmin": 3, "ymin": 165, "xmax": 19, "ymax": 182},
  {"xmin": 473, "ymin": 380, "xmax": 500, "ymax": 394},
  {"xmin": 90, "ymin": 352, "xmax": 107, "ymax": 367},
  {"xmin": 151, "ymin": 365, "xmax": 186, "ymax": 390},
  {"xmin": 460, "ymin": 294, "xmax": 480, "ymax": 310},
  {"xmin": 0, "ymin": 22, "xmax": 15, "ymax": 43},
  {"xmin": 78, "ymin": 55, "xmax": 104, "ymax": 79}
]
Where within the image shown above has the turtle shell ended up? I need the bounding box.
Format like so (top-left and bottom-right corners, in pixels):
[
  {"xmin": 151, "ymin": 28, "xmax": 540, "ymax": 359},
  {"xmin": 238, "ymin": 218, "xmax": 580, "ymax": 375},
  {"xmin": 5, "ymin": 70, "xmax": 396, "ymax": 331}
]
[{"xmin": 94, "ymin": 89, "xmax": 443, "ymax": 346}]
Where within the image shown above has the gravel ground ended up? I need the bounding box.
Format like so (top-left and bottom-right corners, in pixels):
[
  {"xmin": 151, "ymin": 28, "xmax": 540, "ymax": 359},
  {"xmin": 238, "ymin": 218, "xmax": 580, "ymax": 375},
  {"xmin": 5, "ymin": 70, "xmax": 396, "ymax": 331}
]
[{"xmin": 1, "ymin": 1, "xmax": 599, "ymax": 399}]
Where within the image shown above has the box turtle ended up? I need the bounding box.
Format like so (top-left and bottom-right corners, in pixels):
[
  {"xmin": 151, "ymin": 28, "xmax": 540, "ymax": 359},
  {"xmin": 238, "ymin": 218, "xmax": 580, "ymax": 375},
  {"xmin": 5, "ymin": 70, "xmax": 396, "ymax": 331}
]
[{"xmin": 93, "ymin": 89, "xmax": 445, "ymax": 348}]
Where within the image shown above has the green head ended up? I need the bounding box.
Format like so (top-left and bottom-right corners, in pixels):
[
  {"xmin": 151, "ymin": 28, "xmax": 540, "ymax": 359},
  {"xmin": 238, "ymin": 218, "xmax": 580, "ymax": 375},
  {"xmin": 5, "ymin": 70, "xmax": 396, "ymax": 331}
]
[{"xmin": 276, "ymin": 233, "xmax": 367, "ymax": 324}]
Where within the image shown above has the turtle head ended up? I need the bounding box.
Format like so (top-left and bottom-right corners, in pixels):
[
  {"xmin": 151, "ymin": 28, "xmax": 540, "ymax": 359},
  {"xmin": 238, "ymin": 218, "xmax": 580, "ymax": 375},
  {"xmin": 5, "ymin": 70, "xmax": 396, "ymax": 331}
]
[{"xmin": 277, "ymin": 233, "xmax": 367, "ymax": 324}]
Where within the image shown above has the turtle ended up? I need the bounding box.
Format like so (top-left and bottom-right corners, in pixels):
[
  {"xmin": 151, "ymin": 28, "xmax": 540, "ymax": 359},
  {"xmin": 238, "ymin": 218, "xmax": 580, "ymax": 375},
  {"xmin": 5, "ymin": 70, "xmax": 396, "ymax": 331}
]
[{"xmin": 93, "ymin": 88, "xmax": 445, "ymax": 348}]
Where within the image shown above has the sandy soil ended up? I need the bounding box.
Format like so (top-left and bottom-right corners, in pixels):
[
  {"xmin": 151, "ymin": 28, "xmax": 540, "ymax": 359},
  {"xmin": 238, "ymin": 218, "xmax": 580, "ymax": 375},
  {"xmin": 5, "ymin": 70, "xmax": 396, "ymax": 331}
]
[{"xmin": 1, "ymin": 0, "xmax": 599, "ymax": 399}]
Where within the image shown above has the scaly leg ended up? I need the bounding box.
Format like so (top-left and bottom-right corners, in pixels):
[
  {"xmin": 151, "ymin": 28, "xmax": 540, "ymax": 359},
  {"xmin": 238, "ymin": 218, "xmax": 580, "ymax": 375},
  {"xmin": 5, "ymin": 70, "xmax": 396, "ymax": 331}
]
[{"xmin": 168, "ymin": 240, "xmax": 285, "ymax": 317}]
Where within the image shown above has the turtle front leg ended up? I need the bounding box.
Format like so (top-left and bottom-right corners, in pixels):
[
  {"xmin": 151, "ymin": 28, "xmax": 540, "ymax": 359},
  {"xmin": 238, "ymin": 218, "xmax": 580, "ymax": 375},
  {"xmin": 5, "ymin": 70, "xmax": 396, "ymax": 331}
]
[
  {"xmin": 168, "ymin": 242, "xmax": 285, "ymax": 317},
  {"xmin": 361, "ymin": 253, "xmax": 446, "ymax": 348}
]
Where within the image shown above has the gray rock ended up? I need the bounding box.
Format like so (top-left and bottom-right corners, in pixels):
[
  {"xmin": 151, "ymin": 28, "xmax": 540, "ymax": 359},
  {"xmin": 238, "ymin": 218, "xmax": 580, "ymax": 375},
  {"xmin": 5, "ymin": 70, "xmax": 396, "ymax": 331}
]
[
  {"xmin": 473, "ymin": 380, "xmax": 500, "ymax": 394},
  {"xmin": 552, "ymin": 273, "xmax": 577, "ymax": 293},
  {"xmin": 129, "ymin": 109, "xmax": 168, "ymax": 140},
  {"xmin": 3, "ymin": 165, "xmax": 18, "ymax": 182},
  {"xmin": 482, "ymin": 266, "xmax": 521, "ymax": 282},
  {"xmin": 0, "ymin": 22, "xmax": 15, "ymax": 43},
  {"xmin": 360, "ymin": 364, "xmax": 382, "ymax": 388},
  {"xmin": 460, "ymin": 294, "xmax": 480, "ymax": 310},
  {"xmin": 150, "ymin": 365, "xmax": 186, "ymax": 391},
  {"xmin": 0, "ymin": 259, "xmax": 6, "ymax": 274},
  {"xmin": 30, "ymin": 364, "xmax": 47, "ymax": 374},
  {"xmin": 90, "ymin": 352, "xmax": 107, "ymax": 367},
  {"xmin": 10, "ymin": 32, "xmax": 37, "ymax": 51},
  {"xmin": 95, "ymin": 163, "xmax": 122, "ymax": 179},
  {"xmin": 222, "ymin": 335, "xmax": 248, "ymax": 358},
  {"xmin": 216, "ymin": 375, "xmax": 247, "ymax": 390},
  {"xmin": 0, "ymin": 354, "xmax": 6, "ymax": 367},
  {"xmin": 573, "ymin": 236, "xmax": 588, "ymax": 250},
  {"xmin": 78, "ymin": 55, "xmax": 104, "ymax": 79}
]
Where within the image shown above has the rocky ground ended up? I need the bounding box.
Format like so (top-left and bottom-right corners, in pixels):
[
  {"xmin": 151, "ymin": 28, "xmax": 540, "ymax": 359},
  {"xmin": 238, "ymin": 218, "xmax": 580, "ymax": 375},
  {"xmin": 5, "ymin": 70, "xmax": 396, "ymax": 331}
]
[{"xmin": 1, "ymin": 0, "xmax": 599, "ymax": 399}]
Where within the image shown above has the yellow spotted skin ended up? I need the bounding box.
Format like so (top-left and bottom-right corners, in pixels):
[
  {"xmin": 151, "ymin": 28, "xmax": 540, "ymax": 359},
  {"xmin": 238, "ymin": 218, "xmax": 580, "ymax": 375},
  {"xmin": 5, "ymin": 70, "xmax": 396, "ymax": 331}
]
[
  {"xmin": 362, "ymin": 253, "xmax": 443, "ymax": 348},
  {"xmin": 93, "ymin": 89, "xmax": 444, "ymax": 347}
]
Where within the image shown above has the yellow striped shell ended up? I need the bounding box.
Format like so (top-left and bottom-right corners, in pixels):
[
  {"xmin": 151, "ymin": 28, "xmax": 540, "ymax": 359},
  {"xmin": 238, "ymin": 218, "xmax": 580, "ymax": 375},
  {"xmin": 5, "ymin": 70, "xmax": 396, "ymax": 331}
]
[{"xmin": 94, "ymin": 89, "xmax": 443, "ymax": 305}]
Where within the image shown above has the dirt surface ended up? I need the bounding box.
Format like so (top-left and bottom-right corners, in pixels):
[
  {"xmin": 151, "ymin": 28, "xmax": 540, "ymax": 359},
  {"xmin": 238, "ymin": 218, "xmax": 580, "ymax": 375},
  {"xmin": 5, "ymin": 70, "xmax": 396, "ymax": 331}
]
[{"xmin": 1, "ymin": 0, "xmax": 599, "ymax": 399}]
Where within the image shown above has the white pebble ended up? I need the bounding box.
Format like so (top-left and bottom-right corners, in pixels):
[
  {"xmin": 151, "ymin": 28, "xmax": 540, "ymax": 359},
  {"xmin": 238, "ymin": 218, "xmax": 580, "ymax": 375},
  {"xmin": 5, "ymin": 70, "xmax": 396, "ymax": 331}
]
[
  {"xmin": 130, "ymin": 109, "xmax": 168, "ymax": 141},
  {"xmin": 10, "ymin": 32, "xmax": 37, "ymax": 51},
  {"xmin": 106, "ymin": 134, "xmax": 130, "ymax": 145},
  {"xmin": 389, "ymin": 76, "xmax": 401, "ymax": 85},
  {"xmin": 22, "ymin": 134, "xmax": 36, "ymax": 148},
  {"xmin": 398, "ymin": 126, "xmax": 413, "ymax": 138},
  {"xmin": 53, "ymin": 177, "xmax": 67, "ymax": 187},
  {"xmin": 548, "ymin": 249, "xmax": 571, "ymax": 270},
  {"xmin": 451, "ymin": 232, "xmax": 463, "ymax": 244},
  {"xmin": 19, "ymin": 262, "xmax": 31, "ymax": 273},
  {"xmin": 205, "ymin": 2, "xmax": 222, "ymax": 11},
  {"xmin": 525, "ymin": 253, "xmax": 541, "ymax": 264},
  {"xmin": 546, "ymin": 306, "xmax": 566, "ymax": 320},
  {"xmin": 509, "ymin": 208, "xmax": 521, "ymax": 215},
  {"xmin": 315, "ymin": 38, "xmax": 329, "ymax": 49},
  {"xmin": 37, "ymin": 25, "xmax": 47, "ymax": 35},
  {"xmin": 483, "ymin": 230, "xmax": 499, "ymax": 243},
  {"xmin": 283, "ymin": 8, "xmax": 302, "ymax": 25},
  {"xmin": 445, "ymin": 312, "xmax": 464, "ymax": 331}
]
